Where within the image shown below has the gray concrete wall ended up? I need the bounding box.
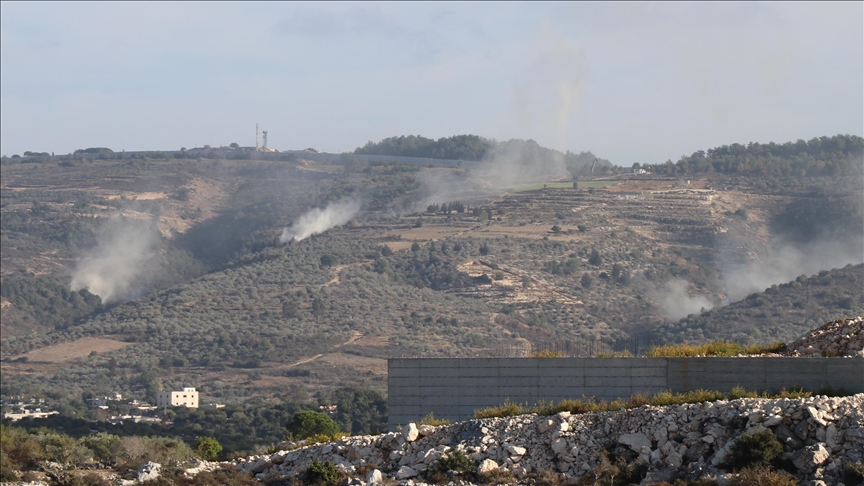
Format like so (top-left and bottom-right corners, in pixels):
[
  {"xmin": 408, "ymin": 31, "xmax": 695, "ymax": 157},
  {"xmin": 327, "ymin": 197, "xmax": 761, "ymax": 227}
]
[{"xmin": 388, "ymin": 357, "xmax": 864, "ymax": 429}]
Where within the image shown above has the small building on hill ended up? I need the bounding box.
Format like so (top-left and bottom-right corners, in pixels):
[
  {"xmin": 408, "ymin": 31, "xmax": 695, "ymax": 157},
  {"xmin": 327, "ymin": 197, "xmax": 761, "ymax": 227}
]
[{"xmin": 156, "ymin": 387, "xmax": 199, "ymax": 408}]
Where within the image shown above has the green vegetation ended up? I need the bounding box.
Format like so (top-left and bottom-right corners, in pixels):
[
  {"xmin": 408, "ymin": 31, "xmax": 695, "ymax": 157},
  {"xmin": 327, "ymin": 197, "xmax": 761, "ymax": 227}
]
[
  {"xmin": 645, "ymin": 340, "xmax": 786, "ymax": 357},
  {"xmin": 286, "ymin": 410, "xmax": 343, "ymax": 440},
  {"xmin": 511, "ymin": 180, "xmax": 617, "ymax": 192},
  {"xmin": 643, "ymin": 134, "xmax": 863, "ymax": 177},
  {"xmin": 304, "ymin": 459, "xmax": 341, "ymax": 486},
  {"xmin": 728, "ymin": 430, "xmax": 784, "ymax": 470},
  {"xmin": 418, "ymin": 412, "xmax": 451, "ymax": 427},
  {"xmin": 193, "ymin": 436, "xmax": 222, "ymax": 461},
  {"xmin": 474, "ymin": 387, "xmax": 815, "ymax": 419}
]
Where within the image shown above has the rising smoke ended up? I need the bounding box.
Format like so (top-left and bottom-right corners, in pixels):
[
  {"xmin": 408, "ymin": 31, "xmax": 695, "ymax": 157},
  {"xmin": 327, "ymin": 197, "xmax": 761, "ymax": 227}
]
[
  {"xmin": 658, "ymin": 278, "xmax": 715, "ymax": 321},
  {"xmin": 279, "ymin": 198, "xmax": 361, "ymax": 243},
  {"xmin": 655, "ymin": 237, "xmax": 863, "ymax": 320},
  {"xmin": 70, "ymin": 218, "xmax": 161, "ymax": 304}
]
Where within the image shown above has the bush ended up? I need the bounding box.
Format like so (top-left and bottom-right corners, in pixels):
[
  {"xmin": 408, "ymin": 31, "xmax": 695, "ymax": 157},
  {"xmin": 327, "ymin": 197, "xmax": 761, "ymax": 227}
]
[
  {"xmin": 419, "ymin": 412, "xmax": 451, "ymax": 427},
  {"xmin": 304, "ymin": 459, "xmax": 340, "ymax": 486},
  {"xmin": 431, "ymin": 448, "xmax": 474, "ymax": 475},
  {"xmin": 529, "ymin": 349, "xmax": 564, "ymax": 358},
  {"xmin": 194, "ymin": 436, "xmax": 223, "ymax": 461},
  {"xmin": 728, "ymin": 430, "xmax": 784, "ymax": 470},
  {"xmin": 842, "ymin": 460, "xmax": 864, "ymax": 485},
  {"xmin": 730, "ymin": 466, "xmax": 797, "ymax": 486},
  {"xmin": 286, "ymin": 410, "xmax": 342, "ymax": 440}
]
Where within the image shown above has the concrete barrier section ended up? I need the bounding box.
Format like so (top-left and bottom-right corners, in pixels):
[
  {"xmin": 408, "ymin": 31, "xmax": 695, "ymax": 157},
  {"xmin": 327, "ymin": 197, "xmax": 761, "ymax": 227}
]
[{"xmin": 388, "ymin": 357, "xmax": 864, "ymax": 429}]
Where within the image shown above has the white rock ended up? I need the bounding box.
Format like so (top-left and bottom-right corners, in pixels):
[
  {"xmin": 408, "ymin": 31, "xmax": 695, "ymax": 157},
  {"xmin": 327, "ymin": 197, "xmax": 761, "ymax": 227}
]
[
  {"xmin": 137, "ymin": 461, "xmax": 162, "ymax": 483},
  {"xmin": 763, "ymin": 415, "xmax": 783, "ymax": 427},
  {"xmin": 402, "ymin": 423, "xmax": 420, "ymax": 442},
  {"xmin": 618, "ymin": 432, "xmax": 651, "ymax": 451},
  {"xmin": 366, "ymin": 469, "xmax": 383, "ymax": 484},
  {"xmin": 395, "ymin": 466, "xmax": 418, "ymax": 479},
  {"xmin": 538, "ymin": 418, "xmax": 556, "ymax": 433},
  {"xmin": 478, "ymin": 458, "xmax": 499, "ymax": 474},
  {"xmin": 418, "ymin": 424, "xmax": 436, "ymax": 437},
  {"xmin": 792, "ymin": 443, "xmax": 830, "ymax": 473},
  {"xmin": 506, "ymin": 445, "xmax": 527, "ymax": 456}
]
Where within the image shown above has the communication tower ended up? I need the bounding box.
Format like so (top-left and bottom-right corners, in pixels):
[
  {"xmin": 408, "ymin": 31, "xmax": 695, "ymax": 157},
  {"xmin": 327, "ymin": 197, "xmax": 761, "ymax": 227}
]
[{"xmin": 262, "ymin": 131, "xmax": 268, "ymax": 150}]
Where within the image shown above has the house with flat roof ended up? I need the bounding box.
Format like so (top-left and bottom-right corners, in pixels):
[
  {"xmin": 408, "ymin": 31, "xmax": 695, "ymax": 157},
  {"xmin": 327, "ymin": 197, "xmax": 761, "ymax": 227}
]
[{"xmin": 156, "ymin": 387, "xmax": 199, "ymax": 408}]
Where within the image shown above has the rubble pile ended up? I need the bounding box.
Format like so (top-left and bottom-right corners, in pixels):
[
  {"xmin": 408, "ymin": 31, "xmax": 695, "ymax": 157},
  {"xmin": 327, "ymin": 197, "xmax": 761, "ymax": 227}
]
[
  {"xmin": 785, "ymin": 317, "xmax": 864, "ymax": 358},
  {"xmin": 233, "ymin": 394, "xmax": 864, "ymax": 485}
]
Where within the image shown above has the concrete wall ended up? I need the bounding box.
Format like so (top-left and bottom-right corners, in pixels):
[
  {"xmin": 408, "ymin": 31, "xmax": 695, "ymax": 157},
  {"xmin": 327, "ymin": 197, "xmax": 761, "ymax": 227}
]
[{"xmin": 388, "ymin": 357, "xmax": 864, "ymax": 429}]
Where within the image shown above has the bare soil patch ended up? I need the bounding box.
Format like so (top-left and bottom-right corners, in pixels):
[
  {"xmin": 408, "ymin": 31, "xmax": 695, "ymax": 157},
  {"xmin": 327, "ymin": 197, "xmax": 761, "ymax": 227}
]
[{"xmin": 10, "ymin": 337, "xmax": 131, "ymax": 363}]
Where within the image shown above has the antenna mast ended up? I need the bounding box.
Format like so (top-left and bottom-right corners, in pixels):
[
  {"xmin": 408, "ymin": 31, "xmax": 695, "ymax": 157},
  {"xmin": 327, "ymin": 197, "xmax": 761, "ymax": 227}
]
[
  {"xmin": 255, "ymin": 123, "xmax": 259, "ymax": 151},
  {"xmin": 262, "ymin": 130, "xmax": 268, "ymax": 150}
]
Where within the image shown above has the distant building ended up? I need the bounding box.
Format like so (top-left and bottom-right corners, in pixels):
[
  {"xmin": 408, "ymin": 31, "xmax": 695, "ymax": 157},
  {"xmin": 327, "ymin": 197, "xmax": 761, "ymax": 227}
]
[
  {"xmin": 3, "ymin": 409, "xmax": 59, "ymax": 422},
  {"xmin": 156, "ymin": 387, "xmax": 199, "ymax": 408}
]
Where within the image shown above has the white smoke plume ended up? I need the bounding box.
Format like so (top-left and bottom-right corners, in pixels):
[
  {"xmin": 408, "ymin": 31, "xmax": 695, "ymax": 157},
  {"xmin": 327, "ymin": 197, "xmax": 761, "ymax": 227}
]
[
  {"xmin": 658, "ymin": 278, "xmax": 715, "ymax": 320},
  {"xmin": 280, "ymin": 198, "xmax": 361, "ymax": 243},
  {"xmin": 720, "ymin": 239, "xmax": 863, "ymax": 303},
  {"xmin": 70, "ymin": 218, "xmax": 160, "ymax": 304},
  {"xmin": 409, "ymin": 141, "xmax": 573, "ymax": 213}
]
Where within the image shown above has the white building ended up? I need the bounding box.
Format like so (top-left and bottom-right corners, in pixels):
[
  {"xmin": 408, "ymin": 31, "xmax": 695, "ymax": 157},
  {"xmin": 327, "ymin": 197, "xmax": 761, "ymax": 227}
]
[{"xmin": 156, "ymin": 387, "xmax": 199, "ymax": 408}]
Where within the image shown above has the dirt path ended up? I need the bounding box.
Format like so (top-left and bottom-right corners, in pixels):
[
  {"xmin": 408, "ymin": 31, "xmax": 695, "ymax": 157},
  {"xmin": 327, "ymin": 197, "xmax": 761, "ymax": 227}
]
[{"xmin": 281, "ymin": 331, "xmax": 364, "ymax": 369}]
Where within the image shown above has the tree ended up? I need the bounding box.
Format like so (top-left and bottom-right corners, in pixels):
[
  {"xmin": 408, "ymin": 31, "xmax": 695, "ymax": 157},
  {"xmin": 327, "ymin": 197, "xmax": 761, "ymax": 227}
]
[
  {"xmin": 581, "ymin": 273, "xmax": 594, "ymax": 288},
  {"xmin": 229, "ymin": 142, "xmax": 240, "ymax": 148},
  {"xmin": 320, "ymin": 254, "xmax": 340, "ymax": 267},
  {"xmin": 479, "ymin": 242, "xmax": 490, "ymax": 256},
  {"xmin": 282, "ymin": 299, "xmax": 298, "ymax": 319},
  {"xmin": 551, "ymin": 225, "xmax": 562, "ymax": 234},
  {"xmin": 286, "ymin": 410, "xmax": 341, "ymax": 440},
  {"xmin": 589, "ymin": 248, "xmax": 602, "ymax": 266},
  {"xmin": 194, "ymin": 436, "xmax": 222, "ymax": 461}
]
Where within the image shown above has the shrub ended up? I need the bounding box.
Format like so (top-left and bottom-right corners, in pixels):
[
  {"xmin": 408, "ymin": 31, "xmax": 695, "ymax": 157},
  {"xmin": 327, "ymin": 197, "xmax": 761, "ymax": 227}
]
[
  {"xmin": 304, "ymin": 459, "xmax": 340, "ymax": 486},
  {"xmin": 419, "ymin": 412, "xmax": 451, "ymax": 427},
  {"xmin": 842, "ymin": 460, "xmax": 864, "ymax": 485},
  {"xmin": 474, "ymin": 399, "xmax": 529, "ymax": 419},
  {"xmin": 194, "ymin": 436, "xmax": 223, "ymax": 461},
  {"xmin": 287, "ymin": 410, "xmax": 342, "ymax": 440},
  {"xmin": 529, "ymin": 349, "xmax": 564, "ymax": 358},
  {"xmin": 431, "ymin": 449, "xmax": 474, "ymax": 475},
  {"xmin": 728, "ymin": 430, "xmax": 783, "ymax": 470},
  {"xmin": 477, "ymin": 468, "xmax": 517, "ymax": 485},
  {"xmin": 730, "ymin": 466, "xmax": 797, "ymax": 486}
]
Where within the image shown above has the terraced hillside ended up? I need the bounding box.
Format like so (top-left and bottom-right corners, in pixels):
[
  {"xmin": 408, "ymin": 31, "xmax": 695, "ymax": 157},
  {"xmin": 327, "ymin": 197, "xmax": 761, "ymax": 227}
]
[{"xmin": 1, "ymin": 136, "xmax": 862, "ymax": 405}]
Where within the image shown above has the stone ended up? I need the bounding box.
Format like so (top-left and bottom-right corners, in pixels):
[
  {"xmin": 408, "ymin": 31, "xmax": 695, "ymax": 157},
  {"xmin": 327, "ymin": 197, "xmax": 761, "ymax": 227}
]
[
  {"xmin": 418, "ymin": 424, "xmax": 436, "ymax": 437},
  {"xmin": 477, "ymin": 459, "xmax": 499, "ymax": 474},
  {"xmin": 137, "ymin": 461, "xmax": 162, "ymax": 483},
  {"xmin": 395, "ymin": 466, "xmax": 418, "ymax": 479},
  {"xmin": 763, "ymin": 415, "xmax": 783, "ymax": 427},
  {"xmin": 538, "ymin": 418, "xmax": 556, "ymax": 433},
  {"xmin": 666, "ymin": 452, "xmax": 683, "ymax": 468},
  {"xmin": 366, "ymin": 468, "xmax": 383, "ymax": 484},
  {"xmin": 402, "ymin": 423, "xmax": 420, "ymax": 442},
  {"xmin": 619, "ymin": 432, "xmax": 652, "ymax": 451},
  {"xmin": 506, "ymin": 445, "xmax": 526, "ymax": 457},
  {"xmin": 551, "ymin": 438, "xmax": 568, "ymax": 454},
  {"xmin": 792, "ymin": 443, "xmax": 830, "ymax": 473}
]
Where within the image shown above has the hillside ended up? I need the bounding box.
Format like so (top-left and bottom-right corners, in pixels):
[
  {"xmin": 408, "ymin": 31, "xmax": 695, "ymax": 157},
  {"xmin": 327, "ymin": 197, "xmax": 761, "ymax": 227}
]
[
  {"xmin": 1, "ymin": 134, "xmax": 862, "ymax": 405},
  {"xmin": 651, "ymin": 264, "xmax": 864, "ymax": 344}
]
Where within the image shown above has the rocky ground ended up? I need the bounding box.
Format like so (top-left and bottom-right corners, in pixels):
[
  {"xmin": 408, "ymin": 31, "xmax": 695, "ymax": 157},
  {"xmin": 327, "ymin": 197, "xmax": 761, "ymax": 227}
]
[
  {"xmin": 785, "ymin": 317, "xmax": 864, "ymax": 358},
  {"xmin": 230, "ymin": 393, "xmax": 864, "ymax": 486}
]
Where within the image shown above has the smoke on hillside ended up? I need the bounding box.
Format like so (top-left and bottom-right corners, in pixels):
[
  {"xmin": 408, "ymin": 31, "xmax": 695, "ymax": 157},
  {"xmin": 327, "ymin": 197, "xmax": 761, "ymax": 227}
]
[
  {"xmin": 280, "ymin": 198, "xmax": 361, "ymax": 243},
  {"xmin": 409, "ymin": 140, "xmax": 587, "ymax": 213},
  {"xmin": 721, "ymin": 239, "xmax": 863, "ymax": 302},
  {"xmin": 70, "ymin": 218, "xmax": 161, "ymax": 304},
  {"xmin": 656, "ymin": 236, "xmax": 863, "ymax": 321}
]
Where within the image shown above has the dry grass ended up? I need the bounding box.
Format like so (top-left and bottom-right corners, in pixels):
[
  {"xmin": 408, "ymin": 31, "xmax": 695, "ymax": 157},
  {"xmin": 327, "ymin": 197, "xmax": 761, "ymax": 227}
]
[
  {"xmin": 10, "ymin": 337, "xmax": 131, "ymax": 363},
  {"xmin": 474, "ymin": 387, "xmax": 812, "ymax": 419},
  {"xmin": 645, "ymin": 340, "xmax": 786, "ymax": 357}
]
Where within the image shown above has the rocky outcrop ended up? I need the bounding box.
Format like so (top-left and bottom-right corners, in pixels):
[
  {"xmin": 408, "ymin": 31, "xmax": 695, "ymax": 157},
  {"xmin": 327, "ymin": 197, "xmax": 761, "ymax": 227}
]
[
  {"xmin": 785, "ymin": 316, "xmax": 864, "ymax": 357},
  {"xmin": 233, "ymin": 393, "xmax": 864, "ymax": 485}
]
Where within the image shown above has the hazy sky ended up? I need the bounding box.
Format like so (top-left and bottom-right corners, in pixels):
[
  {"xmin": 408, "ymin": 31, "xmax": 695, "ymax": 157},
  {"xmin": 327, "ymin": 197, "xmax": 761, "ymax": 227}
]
[{"xmin": 2, "ymin": 2, "xmax": 862, "ymax": 165}]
